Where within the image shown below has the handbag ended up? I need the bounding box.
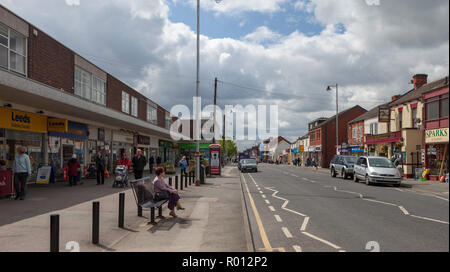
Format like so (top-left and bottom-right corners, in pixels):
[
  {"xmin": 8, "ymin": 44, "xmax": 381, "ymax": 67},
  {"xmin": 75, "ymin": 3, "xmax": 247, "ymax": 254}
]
[{"xmin": 155, "ymin": 191, "xmax": 170, "ymax": 201}]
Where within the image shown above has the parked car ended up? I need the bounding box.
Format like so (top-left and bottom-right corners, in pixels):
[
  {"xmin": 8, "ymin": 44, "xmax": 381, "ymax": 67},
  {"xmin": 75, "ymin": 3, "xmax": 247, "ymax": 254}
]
[
  {"xmin": 353, "ymin": 156, "xmax": 402, "ymax": 186},
  {"xmin": 330, "ymin": 155, "xmax": 358, "ymax": 179},
  {"xmin": 240, "ymin": 158, "xmax": 258, "ymax": 173}
]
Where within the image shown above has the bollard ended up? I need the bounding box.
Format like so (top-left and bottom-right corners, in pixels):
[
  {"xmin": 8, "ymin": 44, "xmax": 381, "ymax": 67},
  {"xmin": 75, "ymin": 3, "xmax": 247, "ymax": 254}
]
[
  {"xmin": 169, "ymin": 177, "xmax": 173, "ymax": 187},
  {"xmin": 180, "ymin": 174, "xmax": 184, "ymax": 190},
  {"xmin": 92, "ymin": 202, "xmax": 100, "ymax": 245},
  {"xmin": 185, "ymin": 174, "xmax": 188, "ymax": 188},
  {"xmin": 138, "ymin": 206, "xmax": 143, "ymax": 217},
  {"xmin": 118, "ymin": 193, "xmax": 125, "ymax": 228},
  {"xmin": 175, "ymin": 176, "xmax": 179, "ymax": 190},
  {"xmin": 50, "ymin": 214, "xmax": 59, "ymax": 252}
]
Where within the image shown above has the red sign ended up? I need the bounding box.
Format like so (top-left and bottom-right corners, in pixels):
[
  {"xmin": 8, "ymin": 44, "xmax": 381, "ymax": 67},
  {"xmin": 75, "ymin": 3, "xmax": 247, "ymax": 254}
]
[{"xmin": 365, "ymin": 132, "xmax": 402, "ymax": 145}]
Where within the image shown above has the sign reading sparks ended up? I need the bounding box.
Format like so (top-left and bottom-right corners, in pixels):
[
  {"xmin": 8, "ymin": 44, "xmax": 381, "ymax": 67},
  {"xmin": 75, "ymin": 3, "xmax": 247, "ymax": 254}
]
[{"xmin": 425, "ymin": 128, "xmax": 449, "ymax": 143}]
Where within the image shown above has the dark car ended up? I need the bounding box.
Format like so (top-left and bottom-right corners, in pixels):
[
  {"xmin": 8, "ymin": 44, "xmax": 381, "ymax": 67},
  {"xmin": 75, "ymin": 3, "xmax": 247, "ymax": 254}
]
[
  {"xmin": 330, "ymin": 155, "xmax": 358, "ymax": 179},
  {"xmin": 240, "ymin": 159, "xmax": 258, "ymax": 173}
]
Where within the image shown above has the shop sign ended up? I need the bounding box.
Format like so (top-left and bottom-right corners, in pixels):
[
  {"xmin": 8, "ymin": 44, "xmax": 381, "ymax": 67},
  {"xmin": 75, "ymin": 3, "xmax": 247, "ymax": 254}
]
[
  {"xmin": 299, "ymin": 146, "xmax": 304, "ymax": 153},
  {"xmin": 159, "ymin": 140, "xmax": 173, "ymax": 148},
  {"xmin": 425, "ymin": 128, "xmax": 449, "ymax": 144},
  {"xmin": 365, "ymin": 132, "xmax": 402, "ymax": 145},
  {"xmin": 0, "ymin": 107, "xmax": 47, "ymax": 133},
  {"xmin": 137, "ymin": 135, "xmax": 150, "ymax": 145},
  {"xmin": 48, "ymin": 121, "xmax": 87, "ymax": 140},
  {"xmin": 378, "ymin": 107, "xmax": 390, "ymax": 123},
  {"xmin": 178, "ymin": 143, "xmax": 211, "ymax": 150},
  {"xmin": 98, "ymin": 128, "xmax": 105, "ymax": 142},
  {"xmin": 36, "ymin": 166, "xmax": 52, "ymax": 185},
  {"xmin": 113, "ymin": 131, "xmax": 134, "ymax": 144},
  {"xmin": 47, "ymin": 118, "xmax": 68, "ymax": 133}
]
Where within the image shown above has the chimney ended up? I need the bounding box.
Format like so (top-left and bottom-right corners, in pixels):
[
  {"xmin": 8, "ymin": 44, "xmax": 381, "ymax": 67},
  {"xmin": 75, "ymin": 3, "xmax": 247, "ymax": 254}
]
[
  {"xmin": 392, "ymin": 95, "xmax": 401, "ymax": 101},
  {"xmin": 413, "ymin": 74, "xmax": 428, "ymax": 89}
]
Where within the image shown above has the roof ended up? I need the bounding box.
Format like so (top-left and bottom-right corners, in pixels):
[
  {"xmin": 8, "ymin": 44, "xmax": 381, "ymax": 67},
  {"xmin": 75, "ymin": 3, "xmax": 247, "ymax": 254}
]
[
  {"xmin": 319, "ymin": 105, "xmax": 367, "ymax": 127},
  {"xmin": 349, "ymin": 103, "xmax": 389, "ymax": 124},
  {"xmin": 390, "ymin": 76, "xmax": 449, "ymax": 107}
]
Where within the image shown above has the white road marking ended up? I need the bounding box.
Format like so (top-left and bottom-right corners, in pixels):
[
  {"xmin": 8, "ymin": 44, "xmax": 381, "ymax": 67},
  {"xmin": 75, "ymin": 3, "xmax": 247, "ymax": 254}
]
[
  {"xmin": 259, "ymin": 191, "xmax": 263, "ymax": 194},
  {"xmin": 265, "ymin": 187, "xmax": 307, "ymax": 217},
  {"xmin": 302, "ymin": 232, "xmax": 342, "ymax": 250},
  {"xmin": 399, "ymin": 206, "xmax": 410, "ymax": 215},
  {"xmin": 410, "ymin": 215, "xmax": 449, "ymax": 225},
  {"xmin": 301, "ymin": 217, "xmax": 310, "ymax": 231},
  {"xmin": 269, "ymin": 206, "xmax": 276, "ymax": 212},
  {"xmin": 262, "ymin": 195, "xmax": 266, "ymax": 199},
  {"xmin": 282, "ymin": 227, "xmax": 293, "ymax": 238},
  {"xmin": 293, "ymin": 245, "xmax": 302, "ymax": 252},
  {"xmin": 274, "ymin": 215, "xmax": 283, "ymax": 222},
  {"xmin": 395, "ymin": 188, "xmax": 404, "ymax": 192},
  {"xmin": 265, "ymin": 200, "xmax": 270, "ymax": 204}
]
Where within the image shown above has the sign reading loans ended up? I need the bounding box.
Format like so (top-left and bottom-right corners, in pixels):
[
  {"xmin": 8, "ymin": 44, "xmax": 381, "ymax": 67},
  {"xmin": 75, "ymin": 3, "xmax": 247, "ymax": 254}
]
[{"xmin": 425, "ymin": 128, "xmax": 449, "ymax": 143}]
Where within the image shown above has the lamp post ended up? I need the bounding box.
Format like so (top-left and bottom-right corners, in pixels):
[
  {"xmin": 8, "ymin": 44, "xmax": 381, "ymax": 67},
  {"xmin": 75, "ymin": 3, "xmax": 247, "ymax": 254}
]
[
  {"xmin": 327, "ymin": 84, "xmax": 339, "ymax": 155},
  {"xmin": 195, "ymin": 0, "xmax": 222, "ymax": 182}
]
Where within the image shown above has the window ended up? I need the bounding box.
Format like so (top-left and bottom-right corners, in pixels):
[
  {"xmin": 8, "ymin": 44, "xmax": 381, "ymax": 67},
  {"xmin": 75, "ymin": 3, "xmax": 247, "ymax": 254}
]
[
  {"xmin": 370, "ymin": 123, "xmax": 378, "ymax": 135},
  {"xmin": 426, "ymin": 98, "xmax": 439, "ymax": 121},
  {"xmin": 0, "ymin": 23, "xmax": 27, "ymax": 75},
  {"xmin": 412, "ymin": 108, "xmax": 418, "ymax": 128},
  {"xmin": 131, "ymin": 96, "xmax": 138, "ymax": 117},
  {"xmin": 122, "ymin": 92, "xmax": 130, "ymax": 114},
  {"xmin": 398, "ymin": 111, "xmax": 403, "ymax": 130},
  {"xmin": 74, "ymin": 66, "xmax": 106, "ymax": 105},
  {"xmin": 440, "ymin": 94, "xmax": 449, "ymax": 118},
  {"xmin": 165, "ymin": 112, "xmax": 171, "ymax": 129},
  {"xmin": 147, "ymin": 105, "xmax": 157, "ymax": 124}
]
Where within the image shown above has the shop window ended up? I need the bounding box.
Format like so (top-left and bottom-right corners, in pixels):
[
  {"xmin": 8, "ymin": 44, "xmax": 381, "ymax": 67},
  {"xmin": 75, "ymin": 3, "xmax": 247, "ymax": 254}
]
[{"xmin": 0, "ymin": 23, "xmax": 27, "ymax": 75}]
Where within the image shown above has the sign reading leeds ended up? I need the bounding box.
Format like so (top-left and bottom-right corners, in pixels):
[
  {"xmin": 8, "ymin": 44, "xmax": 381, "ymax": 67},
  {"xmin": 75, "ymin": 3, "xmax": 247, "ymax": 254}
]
[
  {"xmin": 426, "ymin": 128, "xmax": 449, "ymax": 143},
  {"xmin": 0, "ymin": 108, "xmax": 47, "ymax": 133}
]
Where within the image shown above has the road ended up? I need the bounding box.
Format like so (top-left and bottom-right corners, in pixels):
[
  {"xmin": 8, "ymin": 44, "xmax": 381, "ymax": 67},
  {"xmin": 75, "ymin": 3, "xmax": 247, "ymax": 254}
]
[{"xmin": 241, "ymin": 163, "xmax": 449, "ymax": 252}]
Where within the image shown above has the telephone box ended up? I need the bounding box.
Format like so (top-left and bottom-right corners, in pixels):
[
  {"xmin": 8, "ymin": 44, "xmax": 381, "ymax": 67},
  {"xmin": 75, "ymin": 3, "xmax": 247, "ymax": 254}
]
[{"xmin": 209, "ymin": 144, "xmax": 221, "ymax": 176}]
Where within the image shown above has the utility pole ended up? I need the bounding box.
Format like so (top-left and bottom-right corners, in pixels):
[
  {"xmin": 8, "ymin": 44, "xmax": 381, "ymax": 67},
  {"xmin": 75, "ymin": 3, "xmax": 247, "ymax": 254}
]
[
  {"xmin": 195, "ymin": 0, "xmax": 200, "ymax": 183},
  {"xmin": 213, "ymin": 77, "xmax": 218, "ymax": 144}
]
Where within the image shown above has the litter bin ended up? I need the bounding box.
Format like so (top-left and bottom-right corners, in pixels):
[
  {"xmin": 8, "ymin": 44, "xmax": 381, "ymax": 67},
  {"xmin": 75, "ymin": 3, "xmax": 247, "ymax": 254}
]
[{"xmin": 200, "ymin": 165, "xmax": 205, "ymax": 184}]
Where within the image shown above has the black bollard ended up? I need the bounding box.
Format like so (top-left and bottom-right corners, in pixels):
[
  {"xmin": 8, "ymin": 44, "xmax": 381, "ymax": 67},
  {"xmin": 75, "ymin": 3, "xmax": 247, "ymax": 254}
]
[
  {"xmin": 185, "ymin": 174, "xmax": 188, "ymax": 188},
  {"xmin": 118, "ymin": 193, "xmax": 125, "ymax": 228},
  {"xmin": 138, "ymin": 206, "xmax": 143, "ymax": 217},
  {"xmin": 50, "ymin": 214, "xmax": 59, "ymax": 252},
  {"xmin": 92, "ymin": 202, "xmax": 100, "ymax": 245},
  {"xmin": 169, "ymin": 177, "xmax": 173, "ymax": 187},
  {"xmin": 175, "ymin": 176, "xmax": 179, "ymax": 190},
  {"xmin": 180, "ymin": 174, "xmax": 184, "ymax": 190}
]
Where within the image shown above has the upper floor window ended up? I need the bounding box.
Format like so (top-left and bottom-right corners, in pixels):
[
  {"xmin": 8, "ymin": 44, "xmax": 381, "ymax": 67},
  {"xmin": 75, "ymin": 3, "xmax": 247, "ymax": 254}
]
[
  {"xmin": 412, "ymin": 107, "xmax": 418, "ymax": 128},
  {"xmin": 131, "ymin": 96, "xmax": 138, "ymax": 117},
  {"xmin": 147, "ymin": 105, "xmax": 157, "ymax": 124},
  {"xmin": 122, "ymin": 91, "xmax": 130, "ymax": 114},
  {"xmin": 370, "ymin": 123, "xmax": 378, "ymax": 135},
  {"xmin": 426, "ymin": 93, "xmax": 449, "ymax": 121},
  {"xmin": 398, "ymin": 111, "xmax": 403, "ymax": 130},
  {"xmin": 0, "ymin": 23, "xmax": 27, "ymax": 75},
  {"xmin": 165, "ymin": 112, "xmax": 171, "ymax": 129},
  {"xmin": 74, "ymin": 66, "xmax": 106, "ymax": 105}
]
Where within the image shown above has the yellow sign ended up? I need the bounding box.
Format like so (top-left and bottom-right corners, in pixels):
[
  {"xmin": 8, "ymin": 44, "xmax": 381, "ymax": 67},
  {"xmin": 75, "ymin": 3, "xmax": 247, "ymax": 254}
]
[
  {"xmin": 48, "ymin": 118, "xmax": 68, "ymax": 133},
  {"xmin": 299, "ymin": 146, "xmax": 305, "ymax": 153},
  {"xmin": 0, "ymin": 107, "xmax": 47, "ymax": 133},
  {"xmin": 426, "ymin": 128, "xmax": 449, "ymax": 143}
]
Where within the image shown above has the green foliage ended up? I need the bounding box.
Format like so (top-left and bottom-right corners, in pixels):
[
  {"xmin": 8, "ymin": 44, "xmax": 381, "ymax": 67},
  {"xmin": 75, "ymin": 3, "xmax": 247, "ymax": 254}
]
[{"xmin": 220, "ymin": 139, "xmax": 238, "ymax": 157}]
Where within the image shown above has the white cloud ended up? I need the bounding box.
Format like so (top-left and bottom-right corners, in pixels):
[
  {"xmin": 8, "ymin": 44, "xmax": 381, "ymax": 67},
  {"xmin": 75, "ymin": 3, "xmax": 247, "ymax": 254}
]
[
  {"xmin": 243, "ymin": 26, "xmax": 281, "ymax": 43},
  {"xmin": 65, "ymin": 0, "xmax": 80, "ymax": 6}
]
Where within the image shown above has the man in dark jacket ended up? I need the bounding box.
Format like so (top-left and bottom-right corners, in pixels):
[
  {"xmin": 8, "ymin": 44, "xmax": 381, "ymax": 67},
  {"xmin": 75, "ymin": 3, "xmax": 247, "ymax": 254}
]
[
  {"xmin": 156, "ymin": 156, "xmax": 162, "ymax": 166},
  {"xmin": 132, "ymin": 149, "xmax": 147, "ymax": 180},
  {"xmin": 149, "ymin": 155, "xmax": 155, "ymax": 174},
  {"xmin": 95, "ymin": 151, "xmax": 105, "ymax": 185}
]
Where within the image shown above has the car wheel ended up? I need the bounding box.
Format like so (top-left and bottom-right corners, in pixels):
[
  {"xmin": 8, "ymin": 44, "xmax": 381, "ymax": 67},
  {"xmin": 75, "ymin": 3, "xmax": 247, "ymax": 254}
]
[
  {"xmin": 331, "ymin": 168, "xmax": 336, "ymax": 177},
  {"xmin": 341, "ymin": 170, "xmax": 347, "ymax": 180},
  {"xmin": 354, "ymin": 173, "xmax": 359, "ymax": 183},
  {"xmin": 365, "ymin": 175, "xmax": 371, "ymax": 186}
]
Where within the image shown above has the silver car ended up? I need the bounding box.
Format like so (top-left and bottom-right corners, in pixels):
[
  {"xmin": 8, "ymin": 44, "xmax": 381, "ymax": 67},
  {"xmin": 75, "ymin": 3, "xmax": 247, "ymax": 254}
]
[
  {"xmin": 353, "ymin": 156, "xmax": 402, "ymax": 187},
  {"xmin": 240, "ymin": 159, "xmax": 258, "ymax": 173}
]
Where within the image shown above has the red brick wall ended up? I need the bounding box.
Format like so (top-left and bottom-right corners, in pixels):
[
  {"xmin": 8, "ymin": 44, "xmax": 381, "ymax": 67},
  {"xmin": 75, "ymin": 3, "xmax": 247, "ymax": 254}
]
[
  {"xmin": 27, "ymin": 26, "xmax": 75, "ymax": 93},
  {"xmin": 321, "ymin": 107, "xmax": 367, "ymax": 168},
  {"xmin": 157, "ymin": 106, "xmax": 166, "ymax": 128},
  {"xmin": 309, "ymin": 128, "xmax": 322, "ymax": 146}
]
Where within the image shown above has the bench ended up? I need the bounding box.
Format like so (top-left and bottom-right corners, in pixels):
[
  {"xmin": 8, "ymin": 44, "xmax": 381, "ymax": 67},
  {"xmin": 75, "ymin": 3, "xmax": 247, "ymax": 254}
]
[{"xmin": 130, "ymin": 178, "xmax": 168, "ymax": 225}]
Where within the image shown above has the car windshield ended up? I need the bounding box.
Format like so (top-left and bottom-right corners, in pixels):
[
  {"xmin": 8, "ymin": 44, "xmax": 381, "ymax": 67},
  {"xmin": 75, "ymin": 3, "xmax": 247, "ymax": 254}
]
[
  {"xmin": 343, "ymin": 157, "xmax": 358, "ymax": 164},
  {"xmin": 368, "ymin": 158, "xmax": 395, "ymax": 168},
  {"xmin": 242, "ymin": 159, "xmax": 256, "ymax": 164}
]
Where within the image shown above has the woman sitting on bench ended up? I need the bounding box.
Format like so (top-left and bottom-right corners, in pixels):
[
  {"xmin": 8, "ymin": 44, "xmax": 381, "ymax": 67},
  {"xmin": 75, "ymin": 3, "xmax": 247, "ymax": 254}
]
[{"xmin": 153, "ymin": 167, "xmax": 185, "ymax": 218}]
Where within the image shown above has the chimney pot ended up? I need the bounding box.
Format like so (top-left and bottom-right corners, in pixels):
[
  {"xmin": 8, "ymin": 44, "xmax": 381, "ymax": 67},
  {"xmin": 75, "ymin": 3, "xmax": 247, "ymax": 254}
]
[
  {"xmin": 392, "ymin": 95, "xmax": 401, "ymax": 102},
  {"xmin": 413, "ymin": 74, "xmax": 428, "ymax": 89}
]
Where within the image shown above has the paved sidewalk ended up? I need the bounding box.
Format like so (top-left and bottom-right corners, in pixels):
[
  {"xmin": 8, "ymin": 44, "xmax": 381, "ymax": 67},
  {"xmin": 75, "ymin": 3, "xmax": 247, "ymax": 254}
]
[{"xmin": 0, "ymin": 166, "xmax": 251, "ymax": 252}]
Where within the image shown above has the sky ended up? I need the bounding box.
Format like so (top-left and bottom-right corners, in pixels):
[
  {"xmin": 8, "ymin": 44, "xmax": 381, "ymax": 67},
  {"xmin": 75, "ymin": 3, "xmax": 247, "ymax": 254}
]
[{"xmin": 1, "ymin": 0, "xmax": 449, "ymax": 151}]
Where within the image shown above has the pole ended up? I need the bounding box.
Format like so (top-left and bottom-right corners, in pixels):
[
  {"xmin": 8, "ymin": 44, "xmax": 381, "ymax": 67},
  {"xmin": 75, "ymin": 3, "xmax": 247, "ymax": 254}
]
[
  {"xmin": 213, "ymin": 77, "xmax": 218, "ymax": 144},
  {"xmin": 50, "ymin": 214, "xmax": 59, "ymax": 252},
  {"xmin": 336, "ymin": 84, "xmax": 339, "ymax": 156},
  {"xmin": 92, "ymin": 202, "xmax": 99, "ymax": 245},
  {"xmin": 195, "ymin": 0, "xmax": 200, "ymax": 186},
  {"xmin": 118, "ymin": 193, "xmax": 125, "ymax": 228}
]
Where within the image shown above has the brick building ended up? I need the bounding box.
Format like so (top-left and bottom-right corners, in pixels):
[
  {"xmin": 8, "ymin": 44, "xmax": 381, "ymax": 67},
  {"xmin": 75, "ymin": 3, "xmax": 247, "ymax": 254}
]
[{"xmin": 0, "ymin": 5, "xmax": 186, "ymax": 183}]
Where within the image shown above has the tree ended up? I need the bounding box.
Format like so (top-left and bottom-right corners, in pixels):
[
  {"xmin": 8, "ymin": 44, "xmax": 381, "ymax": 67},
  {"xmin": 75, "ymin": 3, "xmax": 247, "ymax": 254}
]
[{"xmin": 220, "ymin": 139, "xmax": 238, "ymax": 158}]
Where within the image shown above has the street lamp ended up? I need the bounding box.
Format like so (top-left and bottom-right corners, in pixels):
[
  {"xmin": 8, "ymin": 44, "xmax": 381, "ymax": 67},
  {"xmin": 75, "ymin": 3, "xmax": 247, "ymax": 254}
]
[
  {"xmin": 327, "ymin": 84, "xmax": 339, "ymax": 155},
  {"xmin": 195, "ymin": 0, "xmax": 222, "ymax": 182}
]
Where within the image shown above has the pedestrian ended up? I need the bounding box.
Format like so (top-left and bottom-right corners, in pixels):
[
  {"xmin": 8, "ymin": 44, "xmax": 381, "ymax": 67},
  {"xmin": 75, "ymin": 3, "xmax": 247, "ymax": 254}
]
[
  {"xmin": 153, "ymin": 166, "xmax": 185, "ymax": 218},
  {"xmin": 67, "ymin": 154, "xmax": 80, "ymax": 187},
  {"xmin": 118, "ymin": 153, "xmax": 131, "ymax": 186},
  {"xmin": 149, "ymin": 155, "xmax": 155, "ymax": 174},
  {"xmin": 132, "ymin": 149, "xmax": 147, "ymax": 180},
  {"xmin": 13, "ymin": 146, "xmax": 31, "ymax": 200},
  {"xmin": 95, "ymin": 151, "xmax": 106, "ymax": 185},
  {"xmin": 156, "ymin": 156, "xmax": 162, "ymax": 166},
  {"xmin": 180, "ymin": 156, "xmax": 188, "ymax": 176}
]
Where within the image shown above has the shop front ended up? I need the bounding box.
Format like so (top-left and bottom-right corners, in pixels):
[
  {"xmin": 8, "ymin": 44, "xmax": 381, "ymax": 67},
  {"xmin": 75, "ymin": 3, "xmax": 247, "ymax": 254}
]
[
  {"xmin": 135, "ymin": 135, "xmax": 151, "ymax": 170},
  {"xmin": 112, "ymin": 131, "xmax": 134, "ymax": 170},
  {"xmin": 0, "ymin": 107, "xmax": 47, "ymax": 181},
  {"xmin": 425, "ymin": 128, "xmax": 449, "ymax": 181},
  {"xmin": 309, "ymin": 145, "xmax": 322, "ymax": 166},
  {"xmin": 365, "ymin": 132, "xmax": 403, "ymax": 158},
  {"xmin": 159, "ymin": 140, "xmax": 175, "ymax": 164},
  {"xmin": 48, "ymin": 120, "xmax": 88, "ymax": 180},
  {"xmin": 178, "ymin": 143, "xmax": 210, "ymax": 161},
  {"xmin": 86, "ymin": 127, "xmax": 107, "ymax": 167}
]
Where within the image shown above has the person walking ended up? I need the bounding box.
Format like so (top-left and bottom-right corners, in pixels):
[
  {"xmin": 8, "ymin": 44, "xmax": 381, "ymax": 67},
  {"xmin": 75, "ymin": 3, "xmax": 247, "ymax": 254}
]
[
  {"xmin": 13, "ymin": 147, "xmax": 31, "ymax": 200},
  {"xmin": 179, "ymin": 156, "xmax": 188, "ymax": 176},
  {"xmin": 67, "ymin": 154, "xmax": 80, "ymax": 187},
  {"xmin": 153, "ymin": 166, "xmax": 184, "ymax": 218},
  {"xmin": 95, "ymin": 151, "xmax": 106, "ymax": 185},
  {"xmin": 149, "ymin": 155, "xmax": 155, "ymax": 174},
  {"xmin": 132, "ymin": 149, "xmax": 147, "ymax": 180}
]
